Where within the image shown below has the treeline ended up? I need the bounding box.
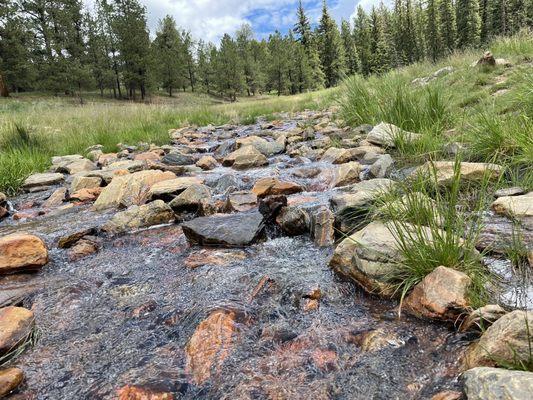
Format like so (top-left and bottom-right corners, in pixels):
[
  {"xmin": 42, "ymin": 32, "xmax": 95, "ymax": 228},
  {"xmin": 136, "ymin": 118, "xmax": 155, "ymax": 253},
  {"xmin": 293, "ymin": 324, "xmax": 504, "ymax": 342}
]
[{"xmin": 0, "ymin": 0, "xmax": 531, "ymax": 100}]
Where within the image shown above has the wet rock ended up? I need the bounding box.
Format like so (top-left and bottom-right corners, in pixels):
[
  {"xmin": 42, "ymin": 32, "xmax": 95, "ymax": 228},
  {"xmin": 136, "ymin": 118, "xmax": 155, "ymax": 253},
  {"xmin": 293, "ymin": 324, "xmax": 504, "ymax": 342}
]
[
  {"xmin": 68, "ymin": 237, "xmax": 100, "ymax": 261},
  {"xmin": 236, "ymin": 135, "xmax": 284, "ymax": 156},
  {"xmin": 169, "ymin": 184, "xmax": 212, "ymax": 214},
  {"xmin": 260, "ymin": 323, "xmax": 298, "ymax": 344},
  {"xmin": 462, "ymin": 367, "xmax": 533, "ymax": 400},
  {"xmin": 0, "ymin": 234, "xmax": 48, "ymax": 274},
  {"xmin": 55, "ymin": 159, "xmax": 96, "ymax": 175},
  {"xmin": 184, "ymin": 249, "xmax": 247, "ymax": 269},
  {"xmin": 320, "ymin": 147, "xmax": 354, "ymax": 164},
  {"xmin": 310, "ymin": 206, "xmax": 335, "ymax": 247},
  {"xmin": 465, "ymin": 310, "xmax": 533, "ymax": 368},
  {"xmin": 58, "ymin": 228, "xmax": 98, "ymax": 248},
  {"xmin": 369, "ymin": 154, "xmax": 394, "ymax": 178},
  {"xmin": 224, "ymin": 191, "xmax": 257, "ymax": 212},
  {"xmin": 0, "ymin": 207, "xmax": 8, "ymax": 220},
  {"xmin": 330, "ymin": 178, "xmax": 395, "ymax": 214},
  {"xmin": 70, "ymin": 187, "xmax": 102, "ymax": 203},
  {"xmin": 0, "ymin": 306, "xmax": 34, "ymax": 354},
  {"xmin": 42, "ymin": 187, "xmax": 67, "ymax": 208},
  {"xmin": 117, "ymin": 385, "xmax": 174, "ymax": 400},
  {"xmin": 94, "ymin": 170, "xmax": 176, "ymax": 211},
  {"xmin": 346, "ymin": 328, "xmax": 404, "ymax": 352},
  {"xmin": 182, "ymin": 211, "xmax": 265, "ymax": 247},
  {"xmin": 196, "ymin": 155, "xmax": 218, "ymax": 170},
  {"xmin": 0, "ymin": 367, "xmax": 24, "ymax": 397},
  {"xmin": 223, "ymin": 146, "xmax": 268, "ymax": 170},
  {"xmin": 492, "ymin": 192, "xmax": 533, "ymax": 218},
  {"xmin": 214, "ymin": 140, "xmax": 236, "ymax": 158},
  {"xmin": 460, "ymin": 305, "xmax": 506, "ymax": 332},
  {"xmin": 149, "ymin": 177, "xmax": 204, "ymax": 200},
  {"xmin": 367, "ymin": 122, "xmax": 421, "ymax": 148},
  {"xmin": 494, "ymin": 187, "xmax": 525, "ymax": 198},
  {"xmin": 162, "ymin": 152, "xmax": 195, "ymax": 166},
  {"xmin": 185, "ymin": 310, "xmax": 238, "ymax": 385},
  {"xmin": 133, "ymin": 151, "xmax": 160, "ymax": 162},
  {"xmin": 430, "ymin": 390, "xmax": 461, "ymax": 400},
  {"xmin": 411, "ymin": 161, "xmax": 503, "ymax": 186},
  {"xmin": 22, "ymin": 173, "xmax": 64, "ymax": 190},
  {"xmin": 404, "ymin": 266, "xmax": 471, "ymax": 321},
  {"xmin": 252, "ymin": 178, "xmax": 303, "ymax": 198},
  {"xmin": 311, "ymin": 349, "xmax": 337, "ymax": 371},
  {"xmin": 214, "ymin": 174, "xmax": 240, "ymax": 193},
  {"xmin": 333, "ymin": 162, "xmax": 362, "ymax": 187},
  {"xmin": 292, "ymin": 167, "xmax": 321, "ymax": 179},
  {"xmin": 102, "ymin": 200, "xmax": 174, "ymax": 234},
  {"xmin": 276, "ymin": 206, "xmax": 310, "ymax": 236},
  {"xmin": 71, "ymin": 176, "xmax": 102, "ymax": 192}
]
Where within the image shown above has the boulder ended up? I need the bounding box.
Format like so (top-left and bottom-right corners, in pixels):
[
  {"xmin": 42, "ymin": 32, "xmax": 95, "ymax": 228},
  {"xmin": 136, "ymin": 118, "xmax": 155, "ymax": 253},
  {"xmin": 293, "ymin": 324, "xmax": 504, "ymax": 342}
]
[
  {"xmin": 196, "ymin": 156, "xmax": 218, "ymax": 170},
  {"xmin": 276, "ymin": 206, "xmax": 309, "ymax": 236},
  {"xmin": 162, "ymin": 152, "xmax": 195, "ymax": 166},
  {"xmin": 465, "ymin": 310, "xmax": 533, "ymax": 368},
  {"xmin": 333, "ymin": 162, "xmax": 362, "ymax": 187},
  {"xmin": 252, "ymin": 178, "xmax": 303, "ymax": 198},
  {"xmin": 102, "ymin": 200, "xmax": 174, "ymax": 234},
  {"xmin": 404, "ymin": 266, "xmax": 471, "ymax": 320},
  {"xmin": 169, "ymin": 184, "xmax": 212, "ymax": 214},
  {"xmin": 475, "ymin": 51, "xmax": 496, "ymax": 67},
  {"xmin": 181, "ymin": 211, "xmax": 265, "ymax": 247},
  {"xmin": 55, "ymin": 159, "xmax": 96, "ymax": 175},
  {"xmin": 462, "ymin": 367, "xmax": 533, "ymax": 400},
  {"xmin": 104, "ymin": 160, "xmax": 145, "ymax": 173},
  {"xmin": 321, "ymin": 147, "xmax": 354, "ymax": 164},
  {"xmin": 22, "ymin": 173, "xmax": 64, "ymax": 189},
  {"xmin": 330, "ymin": 179, "xmax": 395, "ymax": 214},
  {"xmin": 225, "ymin": 191, "xmax": 258, "ymax": 212},
  {"xmin": 94, "ymin": 170, "xmax": 176, "ymax": 211},
  {"xmin": 0, "ymin": 234, "xmax": 48, "ymax": 274},
  {"xmin": 492, "ymin": 192, "xmax": 533, "ymax": 218},
  {"xmin": 236, "ymin": 135, "xmax": 284, "ymax": 156},
  {"xmin": 367, "ymin": 122, "xmax": 421, "ymax": 148},
  {"xmin": 223, "ymin": 146, "xmax": 268, "ymax": 169},
  {"xmin": 70, "ymin": 176, "xmax": 102, "ymax": 192},
  {"xmin": 0, "ymin": 306, "xmax": 34, "ymax": 354},
  {"xmin": 185, "ymin": 311, "xmax": 238, "ymax": 385},
  {"xmin": 42, "ymin": 187, "xmax": 67, "ymax": 208},
  {"xmin": 411, "ymin": 161, "xmax": 503, "ymax": 186},
  {"xmin": 214, "ymin": 174, "xmax": 240, "ymax": 193},
  {"xmin": 369, "ymin": 154, "xmax": 394, "ymax": 178},
  {"xmin": 149, "ymin": 177, "xmax": 205, "ymax": 200},
  {"xmin": 0, "ymin": 368, "xmax": 24, "ymax": 397}
]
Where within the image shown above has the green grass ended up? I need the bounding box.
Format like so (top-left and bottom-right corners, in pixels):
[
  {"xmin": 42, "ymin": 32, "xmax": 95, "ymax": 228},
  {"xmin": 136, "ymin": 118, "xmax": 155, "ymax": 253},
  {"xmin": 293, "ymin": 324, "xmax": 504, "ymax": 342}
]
[{"xmin": 0, "ymin": 88, "xmax": 337, "ymax": 194}]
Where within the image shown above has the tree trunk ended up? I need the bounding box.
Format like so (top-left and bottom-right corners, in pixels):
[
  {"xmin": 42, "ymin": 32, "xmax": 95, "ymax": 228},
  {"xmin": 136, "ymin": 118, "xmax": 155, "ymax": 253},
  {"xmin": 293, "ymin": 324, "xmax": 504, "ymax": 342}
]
[{"xmin": 0, "ymin": 72, "xmax": 9, "ymax": 97}]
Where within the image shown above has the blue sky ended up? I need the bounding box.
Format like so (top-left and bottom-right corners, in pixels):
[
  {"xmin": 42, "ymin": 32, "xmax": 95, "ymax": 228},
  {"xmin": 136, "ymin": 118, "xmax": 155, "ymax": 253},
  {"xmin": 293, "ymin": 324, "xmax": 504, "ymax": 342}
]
[{"xmin": 134, "ymin": 0, "xmax": 382, "ymax": 43}]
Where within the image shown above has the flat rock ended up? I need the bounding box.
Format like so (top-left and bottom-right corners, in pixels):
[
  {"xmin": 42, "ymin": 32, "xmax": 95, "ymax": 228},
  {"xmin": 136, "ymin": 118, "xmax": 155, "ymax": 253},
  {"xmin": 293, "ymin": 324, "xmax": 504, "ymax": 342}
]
[
  {"xmin": 404, "ymin": 266, "xmax": 471, "ymax": 320},
  {"xmin": 334, "ymin": 162, "xmax": 362, "ymax": 187},
  {"xmin": 367, "ymin": 122, "xmax": 421, "ymax": 148},
  {"xmin": 104, "ymin": 160, "xmax": 145, "ymax": 172},
  {"xmin": 462, "ymin": 367, "xmax": 533, "ymax": 400},
  {"xmin": 411, "ymin": 161, "xmax": 503, "ymax": 186},
  {"xmin": 252, "ymin": 178, "xmax": 303, "ymax": 198},
  {"xmin": 149, "ymin": 177, "xmax": 205, "ymax": 199},
  {"xmin": 22, "ymin": 173, "xmax": 64, "ymax": 189},
  {"xmin": 460, "ymin": 305, "xmax": 506, "ymax": 332},
  {"xmin": 494, "ymin": 187, "xmax": 525, "ymax": 198},
  {"xmin": 492, "ymin": 192, "xmax": 533, "ymax": 219},
  {"xmin": 169, "ymin": 184, "xmax": 212, "ymax": 214},
  {"xmin": 225, "ymin": 191, "xmax": 258, "ymax": 212},
  {"xmin": 102, "ymin": 200, "xmax": 174, "ymax": 234},
  {"xmin": 321, "ymin": 147, "xmax": 354, "ymax": 164},
  {"xmin": 0, "ymin": 233, "xmax": 48, "ymax": 274},
  {"xmin": 162, "ymin": 152, "xmax": 195, "ymax": 166},
  {"xmin": 181, "ymin": 211, "xmax": 265, "ymax": 247},
  {"xmin": 330, "ymin": 179, "xmax": 395, "ymax": 214},
  {"xmin": 71, "ymin": 176, "xmax": 102, "ymax": 192},
  {"xmin": 0, "ymin": 306, "xmax": 34, "ymax": 354},
  {"xmin": 55, "ymin": 159, "xmax": 96, "ymax": 175},
  {"xmin": 0, "ymin": 367, "xmax": 24, "ymax": 397},
  {"xmin": 42, "ymin": 187, "xmax": 67, "ymax": 208}
]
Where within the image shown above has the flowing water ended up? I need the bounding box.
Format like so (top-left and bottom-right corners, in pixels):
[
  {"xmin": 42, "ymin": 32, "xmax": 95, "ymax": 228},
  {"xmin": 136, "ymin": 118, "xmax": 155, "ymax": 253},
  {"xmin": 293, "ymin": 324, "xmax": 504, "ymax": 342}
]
[{"xmin": 0, "ymin": 113, "xmax": 528, "ymax": 399}]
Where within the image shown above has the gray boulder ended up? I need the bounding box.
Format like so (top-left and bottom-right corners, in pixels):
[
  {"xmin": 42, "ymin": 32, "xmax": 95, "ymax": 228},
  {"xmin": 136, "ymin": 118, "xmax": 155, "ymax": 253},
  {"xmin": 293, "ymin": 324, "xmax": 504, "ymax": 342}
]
[{"xmin": 462, "ymin": 367, "xmax": 533, "ymax": 400}]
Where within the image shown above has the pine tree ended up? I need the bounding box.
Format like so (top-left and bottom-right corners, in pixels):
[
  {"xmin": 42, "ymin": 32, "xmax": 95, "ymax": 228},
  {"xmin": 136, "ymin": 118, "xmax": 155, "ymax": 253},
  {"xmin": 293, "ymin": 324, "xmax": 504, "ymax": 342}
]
[
  {"xmin": 317, "ymin": 0, "xmax": 346, "ymax": 87},
  {"xmin": 196, "ymin": 40, "xmax": 215, "ymax": 94},
  {"xmin": 152, "ymin": 16, "xmax": 183, "ymax": 96},
  {"xmin": 369, "ymin": 6, "xmax": 394, "ymax": 74},
  {"xmin": 294, "ymin": 0, "xmax": 312, "ymax": 51},
  {"xmin": 340, "ymin": 19, "xmax": 360, "ymax": 75},
  {"xmin": 426, "ymin": 0, "xmax": 442, "ymax": 61},
  {"xmin": 353, "ymin": 6, "xmax": 372, "ymax": 76},
  {"xmin": 456, "ymin": 0, "xmax": 482, "ymax": 48},
  {"xmin": 267, "ymin": 31, "xmax": 289, "ymax": 95},
  {"xmin": 215, "ymin": 34, "xmax": 244, "ymax": 100},
  {"xmin": 439, "ymin": 0, "xmax": 457, "ymax": 52}
]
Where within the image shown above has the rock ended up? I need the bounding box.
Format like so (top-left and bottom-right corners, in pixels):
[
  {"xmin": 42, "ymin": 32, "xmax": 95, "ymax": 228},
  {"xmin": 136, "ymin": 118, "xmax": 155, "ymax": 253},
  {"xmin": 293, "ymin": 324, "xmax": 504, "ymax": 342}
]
[
  {"xmin": 169, "ymin": 184, "xmax": 212, "ymax": 214},
  {"xmin": 0, "ymin": 207, "xmax": 8, "ymax": 220},
  {"xmin": 462, "ymin": 367, "xmax": 533, "ymax": 400},
  {"xmin": 369, "ymin": 154, "xmax": 394, "ymax": 178},
  {"xmin": 430, "ymin": 391, "xmax": 461, "ymax": 400},
  {"xmin": 105, "ymin": 160, "xmax": 145, "ymax": 173},
  {"xmin": 465, "ymin": 310, "xmax": 533, "ymax": 368},
  {"xmin": 71, "ymin": 176, "xmax": 102, "ymax": 192},
  {"xmin": 58, "ymin": 228, "xmax": 98, "ymax": 248},
  {"xmin": 68, "ymin": 237, "xmax": 100, "ymax": 261},
  {"xmin": 411, "ymin": 161, "xmax": 503, "ymax": 186},
  {"xmin": 22, "ymin": 173, "xmax": 64, "ymax": 189},
  {"xmin": 330, "ymin": 178, "xmax": 395, "ymax": 214},
  {"xmin": 475, "ymin": 51, "xmax": 496, "ymax": 67},
  {"xmin": 225, "ymin": 191, "xmax": 258, "ymax": 212},
  {"xmin": 97, "ymin": 153, "xmax": 118, "ymax": 166},
  {"xmin": 0, "ymin": 192, "xmax": 6, "ymax": 204},
  {"xmin": 494, "ymin": 187, "xmax": 525, "ymax": 198},
  {"xmin": 102, "ymin": 200, "xmax": 174, "ymax": 234},
  {"xmin": 460, "ymin": 305, "xmax": 507, "ymax": 332},
  {"xmin": 223, "ymin": 146, "xmax": 268, "ymax": 169},
  {"xmin": 182, "ymin": 211, "xmax": 265, "ymax": 247},
  {"xmin": 185, "ymin": 310, "xmax": 238, "ymax": 385},
  {"xmin": 0, "ymin": 234, "xmax": 48, "ymax": 274},
  {"xmin": 55, "ymin": 159, "xmax": 96, "ymax": 175},
  {"xmin": 214, "ymin": 174, "xmax": 240, "ymax": 193},
  {"xmin": 0, "ymin": 367, "xmax": 24, "ymax": 397},
  {"xmin": 94, "ymin": 170, "xmax": 176, "ymax": 211},
  {"xmin": 310, "ymin": 206, "xmax": 335, "ymax": 247},
  {"xmin": 292, "ymin": 167, "xmax": 321, "ymax": 179},
  {"xmin": 133, "ymin": 152, "xmax": 160, "ymax": 162},
  {"xmin": 276, "ymin": 206, "xmax": 309, "ymax": 236},
  {"xmin": 87, "ymin": 149, "xmax": 103, "ymax": 162},
  {"xmin": 162, "ymin": 152, "xmax": 195, "ymax": 166},
  {"xmin": 346, "ymin": 328, "xmax": 403, "ymax": 352},
  {"xmin": 117, "ymin": 385, "xmax": 174, "ymax": 400},
  {"xmin": 404, "ymin": 266, "xmax": 471, "ymax": 320},
  {"xmin": 320, "ymin": 147, "xmax": 354, "ymax": 164},
  {"xmin": 70, "ymin": 187, "xmax": 102, "ymax": 202},
  {"xmin": 196, "ymin": 156, "xmax": 218, "ymax": 170},
  {"xmin": 333, "ymin": 162, "xmax": 362, "ymax": 187},
  {"xmin": 492, "ymin": 192, "xmax": 533, "ymax": 218},
  {"xmin": 0, "ymin": 306, "xmax": 34, "ymax": 354},
  {"xmin": 42, "ymin": 187, "xmax": 67, "ymax": 208},
  {"xmin": 367, "ymin": 122, "xmax": 421, "ymax": 148},
  {"xmin": 214, "ymin": 140, "xmax": 236, "ymax": 158},
  {"xmin": 51, "ymin": 154, "xmax": 83, "ymax": 165},
  {"xmin": 85, "ymin": 168, "xmax": 129, "ymax": 184},
  {"xmin": 184, "ymin": 249, "xmax": 247, "ymax": 269},
  {"xmin": 236, "ymin": 135, "xmax": 284, "ymax": 156},
  {"xmin": 412, "ymin": 66, "xmax": 454, "ymax": 86},
  {"xmin": 149, "ymin": 177, "xmax": 204, "ymax": 200},
  {"xmin": 251, "ymin": 178, "xmax": 303, "ymax": 198}
]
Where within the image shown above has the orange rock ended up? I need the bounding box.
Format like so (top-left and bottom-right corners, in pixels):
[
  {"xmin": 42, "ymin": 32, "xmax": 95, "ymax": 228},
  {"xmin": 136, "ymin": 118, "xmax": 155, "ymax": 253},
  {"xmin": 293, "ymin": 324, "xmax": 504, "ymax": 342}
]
[
  {"xmin": 0, "ymin": 233, "xmax": 48, "ymax": 274},
  {"xmin": 68, "ymin": 239, "xmax": 99, "ymax": 261},
  {"xmin": 0, "ymin": 367, "xmax": 24, "ymax": 397},
  {"xmin": 117, "ymin": 385, "xmax": 174, "ymax": 400},
  {"xmin": 303, "ymin": 299, "xmax": 319, "ymax": 312},
  {"xmin": 97, "ymin": 153, "xmax": 118, "ymax": 166},
  {"xmin": 185, "ymin": 311, "xmax": 238, "ymax": 385},
  {"xmin": 12, "ymin": 212, "xmax": 38, "ymax": 221},
  {"xmin": 70, "ymin": 187, "xmax": 103, "ymax": 202},
  {"xmin": 430, "ymin": 391, "xmax": 462, "ymax": 400},
  {"xmin": 311, "ymin": 349, "xmax": 338, "ymax": 371},
  {"xmin": 0, "ymin": 307, "xmax": 34, "ymax": 354},
  {"xmin": 252, "ymin": 178, "xmax": 303, "ymax": 198},
  {"xmin": 184, "ymin": 249, "xmax": 246, "ymax": 269},
  {"xmin": 134, "ymin": 152, "xmax": 161, "ymax": 162}
]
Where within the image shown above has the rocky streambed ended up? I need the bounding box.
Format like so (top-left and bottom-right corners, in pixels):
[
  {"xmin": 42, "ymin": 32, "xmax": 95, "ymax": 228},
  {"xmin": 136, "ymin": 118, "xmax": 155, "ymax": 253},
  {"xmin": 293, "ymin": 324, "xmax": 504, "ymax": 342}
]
[{"xmin": 0, "ymin": 110, "xmax": 532, "ymax": 399}]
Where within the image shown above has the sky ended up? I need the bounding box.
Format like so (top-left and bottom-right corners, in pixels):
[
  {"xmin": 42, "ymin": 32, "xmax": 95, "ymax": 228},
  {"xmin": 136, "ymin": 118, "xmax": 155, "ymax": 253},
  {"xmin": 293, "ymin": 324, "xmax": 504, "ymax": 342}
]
[{"xmin": 105, "ymin": 0, "xmax": 384, "ymax": 43}]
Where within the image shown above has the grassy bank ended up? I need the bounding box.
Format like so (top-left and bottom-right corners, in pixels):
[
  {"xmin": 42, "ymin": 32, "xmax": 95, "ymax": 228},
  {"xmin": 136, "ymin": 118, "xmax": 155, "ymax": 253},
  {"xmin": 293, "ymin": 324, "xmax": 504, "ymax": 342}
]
[{"xmin": 0, "ymin": 89, "xmax": 337, "ymax": 194}]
